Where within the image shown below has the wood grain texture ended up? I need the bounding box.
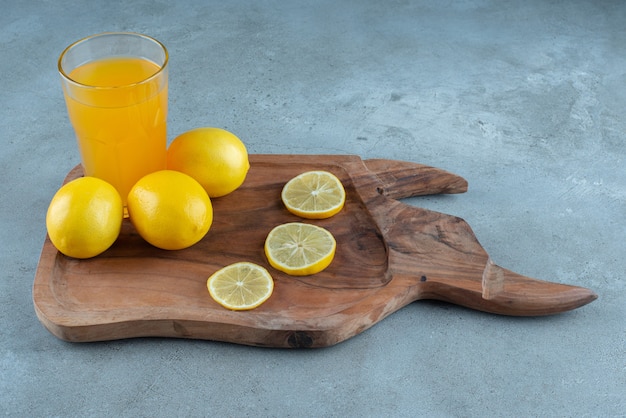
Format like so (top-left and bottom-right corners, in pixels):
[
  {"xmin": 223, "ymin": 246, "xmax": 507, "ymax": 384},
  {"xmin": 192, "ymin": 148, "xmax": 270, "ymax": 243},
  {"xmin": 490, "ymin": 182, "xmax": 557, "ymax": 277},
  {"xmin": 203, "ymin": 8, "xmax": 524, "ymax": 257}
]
[{"xmin": 33, "ymin": 155, "xmax": 597, "ymax": 347}]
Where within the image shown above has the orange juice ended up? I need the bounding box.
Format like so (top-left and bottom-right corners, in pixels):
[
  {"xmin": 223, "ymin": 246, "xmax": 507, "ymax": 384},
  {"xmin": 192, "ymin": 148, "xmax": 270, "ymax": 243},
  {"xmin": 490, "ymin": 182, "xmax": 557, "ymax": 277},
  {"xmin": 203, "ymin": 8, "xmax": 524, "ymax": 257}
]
[{"xmin": 62, "ymin": 56, "xmax": 167, "ymax": 207}]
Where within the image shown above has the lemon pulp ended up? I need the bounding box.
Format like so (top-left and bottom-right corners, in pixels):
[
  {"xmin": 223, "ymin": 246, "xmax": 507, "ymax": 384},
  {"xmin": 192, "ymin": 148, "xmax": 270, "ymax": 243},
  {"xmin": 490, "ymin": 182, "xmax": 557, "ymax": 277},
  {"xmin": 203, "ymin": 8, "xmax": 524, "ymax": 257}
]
[
  {"xmin": 281, "ymin": 170, "xmax": 346, "ymax": 219},
  {"xmin": 264, "ymin": 222, "xmax": 336, "ymax": 276},
  {"xmin": 207, "ymin": 262, "xmax": 274, "ymax": 310}
]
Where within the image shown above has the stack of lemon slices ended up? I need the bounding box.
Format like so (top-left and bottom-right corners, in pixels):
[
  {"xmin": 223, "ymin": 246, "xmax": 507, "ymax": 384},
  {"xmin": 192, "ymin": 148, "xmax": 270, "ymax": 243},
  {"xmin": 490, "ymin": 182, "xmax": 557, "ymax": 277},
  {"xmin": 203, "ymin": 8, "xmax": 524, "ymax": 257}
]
[{"xmin": 207, "ymin": 170, "xmax": 346, "ymax": 311}]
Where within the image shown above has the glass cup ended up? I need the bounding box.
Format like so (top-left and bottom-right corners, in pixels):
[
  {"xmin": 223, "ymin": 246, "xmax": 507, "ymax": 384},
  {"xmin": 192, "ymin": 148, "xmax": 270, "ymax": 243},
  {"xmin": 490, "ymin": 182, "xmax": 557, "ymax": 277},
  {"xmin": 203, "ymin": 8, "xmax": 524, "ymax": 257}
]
[{"xmin": 58, "ymin": 32, "xmax": 169, "ymax": 213}]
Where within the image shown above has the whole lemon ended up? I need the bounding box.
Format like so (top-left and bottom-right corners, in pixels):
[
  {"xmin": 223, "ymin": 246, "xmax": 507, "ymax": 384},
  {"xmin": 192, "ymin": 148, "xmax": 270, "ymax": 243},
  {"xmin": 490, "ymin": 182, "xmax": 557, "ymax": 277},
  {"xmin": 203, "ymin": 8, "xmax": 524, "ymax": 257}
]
[
  {"xmin": 127, "ymin": 170, "xmax": 213, "ymax": 250},
  {"xmin": 167, "ymin": 127, "xmax": 250, "ymax": 198},
  {"xmin": 46, "ymin": 176, "xmax": 123, "ymax": 259}
]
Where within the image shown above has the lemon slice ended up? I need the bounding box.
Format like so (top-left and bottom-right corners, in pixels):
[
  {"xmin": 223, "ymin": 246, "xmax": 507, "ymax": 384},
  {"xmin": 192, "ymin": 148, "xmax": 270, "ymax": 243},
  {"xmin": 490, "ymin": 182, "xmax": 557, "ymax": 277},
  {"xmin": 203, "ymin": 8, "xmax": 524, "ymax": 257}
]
[
  {"xmin": 281, "ymin": 171, "xmax": 346, "ymax": 219},
  {"xmin": 207, "ymin": 262, "xmax": 274, "ymax": 311},
  {"xmin": 264, "ymin": 222, "xmax": 336, "ymax": 276}
]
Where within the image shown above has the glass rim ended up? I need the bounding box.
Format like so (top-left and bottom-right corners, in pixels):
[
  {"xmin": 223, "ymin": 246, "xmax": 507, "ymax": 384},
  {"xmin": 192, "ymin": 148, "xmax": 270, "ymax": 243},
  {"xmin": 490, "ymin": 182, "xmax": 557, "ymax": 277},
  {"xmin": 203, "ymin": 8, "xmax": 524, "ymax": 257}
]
[{"xmin": 58, "ymin": 31, "xmax": 169, "ymax": 90}]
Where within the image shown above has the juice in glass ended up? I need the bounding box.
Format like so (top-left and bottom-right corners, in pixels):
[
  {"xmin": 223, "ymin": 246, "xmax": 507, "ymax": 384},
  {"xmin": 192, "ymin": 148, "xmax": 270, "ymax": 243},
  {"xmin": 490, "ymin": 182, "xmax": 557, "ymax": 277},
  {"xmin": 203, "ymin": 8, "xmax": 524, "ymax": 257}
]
[{"xmin": 58, "ymin": 33, "xmax": 168, "ymax": 210}]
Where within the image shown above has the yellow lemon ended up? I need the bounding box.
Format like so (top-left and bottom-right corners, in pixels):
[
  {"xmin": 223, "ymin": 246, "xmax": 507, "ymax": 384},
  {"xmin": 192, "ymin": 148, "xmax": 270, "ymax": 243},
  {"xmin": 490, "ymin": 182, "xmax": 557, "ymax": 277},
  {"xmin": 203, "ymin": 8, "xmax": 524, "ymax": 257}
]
[
  {"xmin": 264, "ymin": 222, "xmax": 336, "ymax": 276},
  {"xmin": 167, "ymin": 127, "xmax": 250, "ymax": 198},
  {"xmin": 127, "ymin": 170, "xmax": 213, "ymax": 250},
  {"xmin": 281, "ymin": 171, "xmax": 346, "ymax": 219},
  {"xmin": 46, "ymin": 176, "xmax": 123, "ymax": 259},
  {"xmin": 207, "ymin": 262, "xmax": 274, "ymax": 311}
]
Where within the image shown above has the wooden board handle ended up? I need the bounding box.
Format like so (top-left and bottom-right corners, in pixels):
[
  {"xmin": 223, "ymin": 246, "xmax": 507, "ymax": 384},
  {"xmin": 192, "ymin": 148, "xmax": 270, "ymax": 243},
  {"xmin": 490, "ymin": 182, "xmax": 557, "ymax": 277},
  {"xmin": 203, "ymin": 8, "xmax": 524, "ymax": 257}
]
[
  {"xmin": 363, "ymin": 159, "xmax": 468, "ymax": 199},
  {"xmin": 416, "ymin": 259, "xmax": 599, "ymax": 316},
  {"xmin": 374, "ymin": 197, "xmax": 598, "ymax": 316}
]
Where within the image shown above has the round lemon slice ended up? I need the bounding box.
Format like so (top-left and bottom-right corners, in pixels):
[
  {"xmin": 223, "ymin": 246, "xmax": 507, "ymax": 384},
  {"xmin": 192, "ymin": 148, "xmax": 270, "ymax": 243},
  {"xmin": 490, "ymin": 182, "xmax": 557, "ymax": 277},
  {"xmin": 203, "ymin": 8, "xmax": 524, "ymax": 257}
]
[
  {"xmin": 281, "ymin": 171, "xmax": 346, "ymax": 219},
  {"xmin": 207, "ymin": 262, "xmax": 274, "ymax": 311},
  {"xmin": 264, "ymin": 222, "xmax": 336, "ymax": 276}
]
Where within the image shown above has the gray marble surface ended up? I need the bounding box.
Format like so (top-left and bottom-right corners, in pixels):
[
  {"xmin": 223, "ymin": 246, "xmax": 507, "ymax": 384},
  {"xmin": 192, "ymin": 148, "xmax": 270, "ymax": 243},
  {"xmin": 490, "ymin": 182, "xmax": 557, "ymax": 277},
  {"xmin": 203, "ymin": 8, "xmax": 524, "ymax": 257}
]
[{"xmin": 1, "ymin": 1, "xmax": 624, "ymax": 416}]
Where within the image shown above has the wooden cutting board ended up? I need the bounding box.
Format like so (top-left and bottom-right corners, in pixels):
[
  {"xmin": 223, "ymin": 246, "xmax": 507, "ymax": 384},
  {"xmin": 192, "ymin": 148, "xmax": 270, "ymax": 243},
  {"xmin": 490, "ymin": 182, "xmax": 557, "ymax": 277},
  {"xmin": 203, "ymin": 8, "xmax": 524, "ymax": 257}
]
[{"xmin": 33, "ymin": 154, "xmax": 597, "ymax": 348}]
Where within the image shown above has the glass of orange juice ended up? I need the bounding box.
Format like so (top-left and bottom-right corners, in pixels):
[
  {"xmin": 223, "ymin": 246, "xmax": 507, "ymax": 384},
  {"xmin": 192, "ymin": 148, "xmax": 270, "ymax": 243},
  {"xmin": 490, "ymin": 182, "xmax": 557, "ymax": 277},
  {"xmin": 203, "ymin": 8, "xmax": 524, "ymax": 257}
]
[{"xmin": 58, "ymin": 32, "xmax": 168, "ymax": 213}]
